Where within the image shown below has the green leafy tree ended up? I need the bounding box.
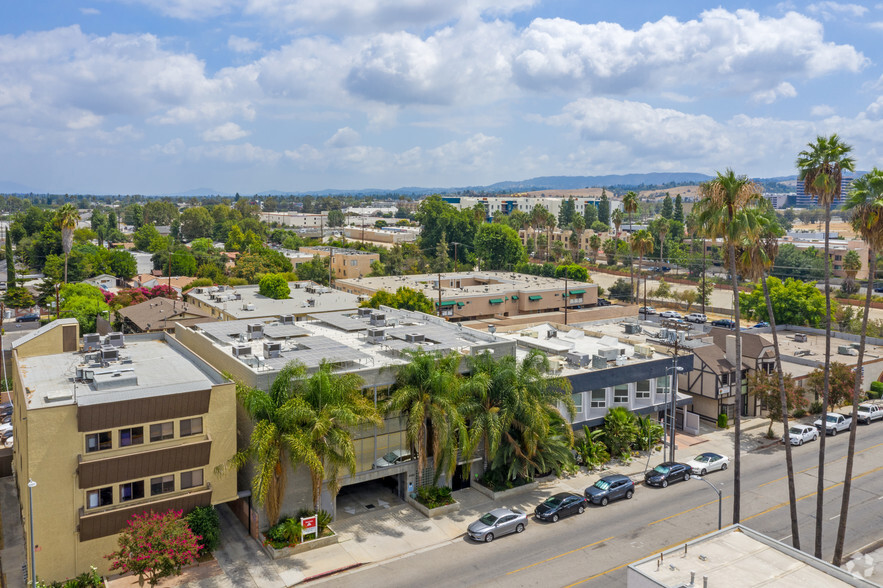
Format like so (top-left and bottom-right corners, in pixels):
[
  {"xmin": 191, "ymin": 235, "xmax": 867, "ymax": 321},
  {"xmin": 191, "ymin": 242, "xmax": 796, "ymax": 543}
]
[
  {"xmin": 771, "ymin": 243, "xmax": 825, "ymax": 280},
  {"xmin": 558, "ymin": 197, "xmax": 576, "ymax": 228},
  {"xmin": 180, "ymin": 207, "xmax": 215, "ymax": 241},
  {"xmin": 258, "ymin": 274, "xmax": 291, "ymax": 299},
  {"xmin": 292, "ymin": 255, "xmax": 330, "ymax": 285},
  {"xmin": 327, "ymin": 209, "xmax": 345, "ymax": 227},
  {"xmin": 474, "ymin": 223, "xmax": 525, "ymax": 271},
  {"xmin": 59, "ymin": 283, "xmax": 109, "ymax": 333},
  {"xmin": 598, "ymin": 190, "xmax": 610, "ymax": 225},
  {"xmin": 143, "ymin": 200, "xmax": 179, "ymax": 226},
  {"xmin": 806, "ymin": 362, "xmax": 854, "ymax": 408},
  {"xmin": 749, "ymin": 370, "xmax": 805, "ymax": 438},
  {"xmin": 622, "ymin": 191, "xmax": 639, "ymax": 298},
  {"xmin": 602, "ymin": 238, "xmax": 617, "ymax": 265},
  {"xmin": 55, "ymin": 203, "xmax": 81, "ymax": 283},
  {"xmin": 431, "ymin": 232, "xmax": 451, "ymax": 273},
  {"xmin": 673, "ymin": 194, "xmax": 684, "ymax": 222},
  {"xmin": 584, "ymin": 203, "xmax": 598, "ymax": 227},
  {"xmin": 602, "ymin": 407, "xmax": 639, "ymax": 461},
  {"xmin": 416, "ymin": 195, "xmax": 479, "ymax": 265},
  {"xmin": 108, "ymin": 249, "xmax": 137, "ymax": 279},
  {"xmin": 124, "ymin": 203, "xmax": 144, "ymax": 229},
  {"xmin": 555, "ymin": 264, "xmax": 588, "ymax": 282},
  {"xmin": 186, "ymin": 506, "xmax": 221, "ymax": 553},
  {"xmin": 4, "ymin": 286, "xmax": 34, "ymax": 309},
  {"xmin": 106, "ymin": 509, "xmax": 202, "ymax": 587},
  {"xmin": 740, "ymin": 277, "xmax": 828, "ymax": 327},
  {"xmin": 608, "ymin": 278, "xmax": 632, "ymax": 301},
  {"xmin": 661, "ymin": 194, "xmax": 673, "ymax": 219},
  {"xmin": 133, "ymin": 224, "xmax": 161, "ymax": 252},
  {"xmin": 631, "ymin": 229, "xmax": 654, "ymax": 306},
  {"xmin": 5, "ymin": 228, "xmax": 15, "ymax": 289}
]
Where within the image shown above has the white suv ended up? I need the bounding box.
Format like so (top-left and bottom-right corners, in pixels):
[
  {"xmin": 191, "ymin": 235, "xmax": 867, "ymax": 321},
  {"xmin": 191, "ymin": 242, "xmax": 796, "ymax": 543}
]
[{"xmin": 685, "ymin": 313, "xmax": 707, "ymax": 323}]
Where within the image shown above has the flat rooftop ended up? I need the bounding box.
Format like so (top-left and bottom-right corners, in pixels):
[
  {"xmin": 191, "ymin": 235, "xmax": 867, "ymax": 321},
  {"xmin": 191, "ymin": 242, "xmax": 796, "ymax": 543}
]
[
  {"xmin": 185, "ymin": 282, "xmax": 360, "ymax": 318},
  {"xmin": 18, "ymin": 333, "xmax": 221, "ymax": 410},
  {"xmin": 189, "ymin": 307, "xmax": 513, "ymax": 375},
  {"xmin": 629, "ymin": 525, "xmax": 875, "ymax": 587},
  {"xmin": 336, "ymin": 271, "xmax": 597, "ymax": 299}
]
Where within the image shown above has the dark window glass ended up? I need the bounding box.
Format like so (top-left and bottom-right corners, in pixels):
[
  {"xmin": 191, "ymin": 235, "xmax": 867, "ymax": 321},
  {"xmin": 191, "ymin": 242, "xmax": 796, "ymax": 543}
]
[
  {"xmin": 150, "ymin": 475, "xmax": 175, "ymax": 496},
  {"xmin": 120, "ymin": 481, "xmax": 145, "ymax": 502},
  {"xmin": 86, "ymin": 431, "xmax": 112, "ymax": 453},
  {"xmin": 180, "ymin": 417, "xmax": 203, "ymax": 437},
  {"xmin": 149, "ymin": 422, "xmax": 174, "ymax": 442},
  {"xmin": 86, "ymin": 487, "xmax": 113, "ymax": 509},
  {"xmin": 119, "ymin": 427, "xmax": 144, "ymax": 447},
  {"xmin": 180, "ymin": 469, "xmax": 204, "ymax": 490}
]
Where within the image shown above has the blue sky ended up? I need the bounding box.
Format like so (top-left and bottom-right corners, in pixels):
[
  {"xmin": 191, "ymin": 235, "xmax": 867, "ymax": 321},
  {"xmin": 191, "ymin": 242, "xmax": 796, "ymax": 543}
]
[{"xmin": 1, "ymin": 1, "xmax": 881, "ymax": 195}]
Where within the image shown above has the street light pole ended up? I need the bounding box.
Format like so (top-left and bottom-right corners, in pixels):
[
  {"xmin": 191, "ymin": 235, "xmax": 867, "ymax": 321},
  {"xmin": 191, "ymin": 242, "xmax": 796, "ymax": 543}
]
[
  {"xmin": 28, "ymin": 478, "xmax": 36, "ymax": 588},
  {"xmin": 692, "ymin": 475, "xmax": 723, "ymax": 530}
]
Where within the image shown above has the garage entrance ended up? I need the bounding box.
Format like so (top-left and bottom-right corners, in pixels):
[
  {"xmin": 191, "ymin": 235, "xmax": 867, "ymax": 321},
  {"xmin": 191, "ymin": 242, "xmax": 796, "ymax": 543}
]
[{"xmin": 334, "ymin": 471, "xmax": 408, "ymax": 522}]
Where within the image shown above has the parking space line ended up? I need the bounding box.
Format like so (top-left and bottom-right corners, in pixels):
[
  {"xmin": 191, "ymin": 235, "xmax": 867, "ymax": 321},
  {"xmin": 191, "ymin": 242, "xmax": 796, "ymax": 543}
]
[{"xmin": 506, "ymin": 535, "xmax": 614, "ymax": 576}]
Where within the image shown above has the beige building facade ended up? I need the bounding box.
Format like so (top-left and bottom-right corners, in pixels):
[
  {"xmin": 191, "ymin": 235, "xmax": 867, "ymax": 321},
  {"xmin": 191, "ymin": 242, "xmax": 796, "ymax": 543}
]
[
  {"xmin": 12, "ymin": 320, "xmax": 237, "ymax": 583},
  {"xmin": 299, "ymin": 246, "xmax": 380, "ymax": 279}
]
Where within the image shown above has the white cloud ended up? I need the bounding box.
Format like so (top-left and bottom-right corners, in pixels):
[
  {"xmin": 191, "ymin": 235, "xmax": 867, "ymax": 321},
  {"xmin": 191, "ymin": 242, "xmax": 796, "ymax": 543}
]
[
  {"xmin": 228, "ymin": 35, "xmax": 261, "ymax": 53},
  {"xmin": 114, "ymin": 0, "xmax": 241, "ymax": 20},
  {"xmin": 79, "ymin": 7, "xmax": 100, "ymax": 15},
  {"xmin": 143, "ymin": 138, "xmax": 186, "ymax": 156},
  {"xmin": 811, "ymin": 104, "xmax": 836, "ymax": 116},
  {"xmin": 201, "ymin": 122, "xmax": 249, "ymax": 142},
  {"xmin": 869, "ymin": 21, "xmax": 883, "ymax": 30},
  {"xmin": 189, "ymin": 142, "xmax": 281, "ymax": 164},
  {"xmin": 807, "ymin": 2, "xmax": 868, "ymax": 19},
  {"xmin": 752, "ymin": 82, "xmax": 797, "ymax": 104},
  {"xmin": 325, "ymin": 127, "xmax": 360, "ymax": 148}
]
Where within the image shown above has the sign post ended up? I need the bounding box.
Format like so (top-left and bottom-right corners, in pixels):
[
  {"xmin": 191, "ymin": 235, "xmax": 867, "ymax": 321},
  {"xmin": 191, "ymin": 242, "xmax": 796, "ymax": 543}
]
[{"xmin": 301, "ymin": 514, "xmax": 318, "ymax": 542}]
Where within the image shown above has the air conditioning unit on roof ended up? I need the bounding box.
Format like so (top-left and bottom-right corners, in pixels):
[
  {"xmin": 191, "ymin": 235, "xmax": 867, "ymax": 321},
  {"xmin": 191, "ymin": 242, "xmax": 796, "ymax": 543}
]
[{"xmin": 232, "ymin": 345, "xmax": 251, "ymax": 358}]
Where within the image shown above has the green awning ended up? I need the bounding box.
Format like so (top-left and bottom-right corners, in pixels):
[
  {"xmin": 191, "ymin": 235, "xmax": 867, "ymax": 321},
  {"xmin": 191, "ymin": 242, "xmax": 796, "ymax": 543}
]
[
  {"xmin": 436, "ymin": 301, "xmax": 456, "ymax": 307},
  {"xmin": 529, "ymin": 295, "xmax": 542, "ymax": 301},
  {"xmin": 568, "ymin": 289, "xmax": 586, "ymax": 295},
  {"xmin": 456, "ymin": 302, "xmax": 464, "ymax": 307},
  {"xmin": 489, "ymin": 298, "xmax": 504, "ymax": 304},
  {"xmin": 511, "ymin": 295, "xmax": 519, "ymax": 300}
]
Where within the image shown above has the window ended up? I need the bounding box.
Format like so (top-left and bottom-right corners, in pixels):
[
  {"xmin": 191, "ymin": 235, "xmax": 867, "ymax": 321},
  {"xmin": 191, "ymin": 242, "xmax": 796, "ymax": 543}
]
[
  {"xmin": 590, "ymin": 389, "xmax": 606, "ymax": 408},
  {"xmin": 86, "ymin": 487, "xmax": 113, "ymax": 509},
  {"xmin": 656, "ymin": 376, "xmax": 670, "ymax": 397},
  {"xmin": 120, "ymin": 481, "xmax": 144, "ymax": 502},
  {"xmin": 720, "ymin": 373, "xmax": 729, "ymax": 386},
  {"xmin": 150, "ymin": 422, "xmax": 174, "ymax": 442},
  {"xmin": 180, "ymin": 417, "xmax": 203, "ymax": 437},
  {"xmin": 86, "ymin": 431, "xmax": 112, "ymax": 453},
  {"xmin": 614, "ymin": 384, "xmax": 629, "ymax": 404},
  {"xmin": 636, "ymin": 380, "xmax": 651, "ymax": 399},
  {"xmin": 150, "ymin": 475, "xmax": 175, "ymax": 496},
  {"xmin": 350, "ymin": 259, "xmax": 358, "ymax": 266},
  {"xmin": 119, "ymin": 427, "xmax": 143, "ymax": 447},
  {"xmin": 571, "ymin": 393, "xmax": 583, "ymax": 414},
  {"xmin": 181, "ymin": 469, "xmax": 204, "ymax": 490}
]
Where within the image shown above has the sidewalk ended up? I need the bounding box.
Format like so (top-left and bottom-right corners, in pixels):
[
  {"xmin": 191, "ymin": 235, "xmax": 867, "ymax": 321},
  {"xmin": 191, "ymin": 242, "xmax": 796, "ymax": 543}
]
[{"xmin": 0, "ymin": 476, "xmax": 27, "ymax": 588}]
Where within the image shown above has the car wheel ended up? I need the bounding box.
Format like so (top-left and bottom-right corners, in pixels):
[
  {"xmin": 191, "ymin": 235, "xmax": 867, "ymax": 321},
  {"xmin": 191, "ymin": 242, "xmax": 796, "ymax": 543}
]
[
  {"xmin": 552, "ymin": 514, "xmax": 559, "ymax": 523},
  {"xmin": 484, "ymin": 533, "xmax": 494, "ymax": 543},
  {"xmin": 721, "ymin": 463, "xmax": 727, "ymax": 471},
  {"xmin": 700, "ymin": 469, "xmax": 707, "ymax": 476},
  {"xmin": 798, "ymin": 439, "xmax": 804, "ymax": 446},
  {"xmin": 831, "ymin": 428, "xmax": 837, "ymax": 436},
  {"xmin": 578, "ymin": 506, "xmax": 585, "ymax": 514},
  {"xmin": 600, "ymin": 497, "xmax": 609, "ymax": 506},
  {"xmin": 515, "ymin": 523, "xmax": 524, "ymax": 534},
  {"xmin": 661, "ymin": 479, "xmax": 668, "ymax": 488},
  {"xmin": 683, "ymin": 473, "xmax": 690, "ymax": 482},
  {"xmin": 813, "ymin": 432, "xmax": 818, "ymax": 441},
  {"xmin": 625, "ymin": 490, "xmax": 634, "ymax": 500}
]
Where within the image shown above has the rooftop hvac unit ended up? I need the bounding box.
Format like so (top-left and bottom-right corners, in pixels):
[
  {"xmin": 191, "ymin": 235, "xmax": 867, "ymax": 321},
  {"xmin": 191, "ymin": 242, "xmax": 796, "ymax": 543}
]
[
  {"xmin": 107, "ymin": 332, "xmax": 125, "ymax": 348},
  {"xmin": 838, "ymin": 345, "xmax": 859, "ymax": 356},
  {"xmin": 82, "ymin": 333, "xmax": 101, "ymax": 352},
  {"xmin": 100, "ymin": 346, "xmax": 119, "ymax": 362},
  {"xmin": 247, "ymin": 323, "xmax": 264, "ymax": 339},
  {"xmin": 243, "ymin": 303, "xmax": 256, "ymax": 311},
  {"xmin": 194, "ymin": 288, "xmax": 204, "ymax": 294},
  {"xmin": 548, "ymin": 330, "xmax": 557, "ymax": 339},
  {"xmin": 263, "ymin": 341, "xmax": 282, "ymax": 359},
  {"xmin": 234, "ymin": 293, "xmax": 242, "ymax": 300},
  {"xmin": 615, "ymin": 355, "xmax": 627, "ymax": 366},
  {"xmin": 596, "ymin": 346, "xmax": 619, "ymax": 360},
  {"xmin": 370, "ymin": 312, "xmax": 387, "ymax": 326},
  {"xmin": 358, "ymin": 307, "xmax": 373, "ymax": 317},
  {"xmin": 592, "ymin": 355, "xmax": 608, "ymax": 369},
  {"xmin": 232, "ymin": 345, "xmax": 251, "ymax": 358},
  {"xmin": 549, "ymin": 358, "xmax": 565, "ymax": 372},
  {"xmin": 366, "ymin": 328, "xmax": 385, "ymax": 343},
  {"xmin": 566, "ymin": 351, "xmax": 592, "ymax": 367},
  {"xmin": 404, "ymin": 333, "xmax": 425, "ymax": 343},
  {"xmin": 794, "ymin": 333, "xmax": 808, "ymax": 342},
  {"xmin": 624, "ymin": 323, "xmax": 641, "ymax": 335},
  {"xmin": 280, "ymin": 314, "xmax": 295, "ymax": 325},
  {"xmin": 633, "ymin": 344, "xmax": 654, "ymax": 358}
]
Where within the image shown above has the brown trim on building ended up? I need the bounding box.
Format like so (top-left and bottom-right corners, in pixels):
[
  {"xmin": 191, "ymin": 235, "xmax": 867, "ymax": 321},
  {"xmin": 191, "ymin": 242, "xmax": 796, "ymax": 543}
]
[
  {"xmin": 78, "ymin": 487, "xmax": 212, "ymax": 541},
  {"xmin": 77, "ymin": 389, "xmax": 211, "ymax": 432},
  {"xmin": 78, "ymin": 440, "xmax": 211, "ymax": 489}
]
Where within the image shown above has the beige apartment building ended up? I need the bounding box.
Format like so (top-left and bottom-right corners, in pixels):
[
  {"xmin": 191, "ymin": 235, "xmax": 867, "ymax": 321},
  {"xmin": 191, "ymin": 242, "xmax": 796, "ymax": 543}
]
[
  {"xmin": 299, "ymin": 246, "xmax": 380, "ymax": 279},
  {"xmin": 12, "ymin": 320, "xmax": 237, "ymax": 582},
  {"xmin": 335, "ymin": 271, "xmax": 599, "ymax": 321}
]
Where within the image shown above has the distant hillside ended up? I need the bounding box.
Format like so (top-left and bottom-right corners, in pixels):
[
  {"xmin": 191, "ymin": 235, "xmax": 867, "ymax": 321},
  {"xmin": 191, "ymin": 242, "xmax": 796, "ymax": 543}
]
[{"xmin": 483, "ymin": 173, "xmax": 712, "ymax": 192}]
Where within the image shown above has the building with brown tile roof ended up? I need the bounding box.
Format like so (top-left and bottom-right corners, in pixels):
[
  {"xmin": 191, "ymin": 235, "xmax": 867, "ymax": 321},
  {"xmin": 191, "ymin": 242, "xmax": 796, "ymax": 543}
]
[{"xmin": 116, "ymin": 297, "xmax": 215, "ymax": 333}]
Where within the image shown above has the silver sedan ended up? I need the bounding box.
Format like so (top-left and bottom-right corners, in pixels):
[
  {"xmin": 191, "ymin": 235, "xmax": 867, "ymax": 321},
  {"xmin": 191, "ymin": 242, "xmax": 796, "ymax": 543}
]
[
  {"xmin": 685, "ymin": 452, "xmax": 729, "ymax": 476},
  {"xmin": 467, "ymin": 508, "xmax": 528, "ymax": 542}
]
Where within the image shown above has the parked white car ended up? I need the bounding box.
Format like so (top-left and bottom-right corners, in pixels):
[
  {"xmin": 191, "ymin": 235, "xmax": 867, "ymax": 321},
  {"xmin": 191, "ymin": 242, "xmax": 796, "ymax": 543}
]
[
  {"xmin": 814, "ymin": 413, "xmax": 852, "ymax": 436},
  {"xmin": 684, "ymin": 313, "xmax": 707, "ymax": 324},
  {"xmin": 856, "ymin": 404, "xmax": 883, "ymax": 425},
  {"xmin": 373, "ymin": 449, "xmax": 412, "ymax": 468},
  {"xmin": 659, "ymin": 311, "xmax": 683, "ymax": 319},
  {"xmin": 786, "ymin": 424, "xmax": 819, "ymax": 446},
  {"xmin": 685, "ymin": 452, "xmax": 729, "ymax": 476}
]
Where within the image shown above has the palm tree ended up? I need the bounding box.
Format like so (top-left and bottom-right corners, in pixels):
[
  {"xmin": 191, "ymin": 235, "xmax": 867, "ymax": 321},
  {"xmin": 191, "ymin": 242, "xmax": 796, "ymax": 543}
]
[
  {"xmin": 736, "ymin": 209, "xmax": 801, "ymax": 549},
  {"xmin": 611, "ymin": 208, "xmax": 624, "ymax": 266},
  {"xmin": 841, "ymin": 250, "xmax": 862, "ymax": 295},
  {"xmin": 570, "ymin": 214, "xmax": 586, "ymax": 262},
  {"xmin": 623, "ymin": 191, "xmax": 639, "ymax": 300},
  {"xmin": 386, "ymin": 349, "xmax": 464, "ymax": 485},
  {"xmin": 530, "ymin": 204, "xmax": 547, "ymax": 260},
  {"xmin": 55, "ymin": 203, "xmax": 80, "ymax": 283},
  {"xmin": 295, "ymin": 362, "xmax": 382, "ymax": 510},
  {"xmin": 657, "ymin": 220, "xmax": 669, "ymax": 268},
  {"xmin": 589, "ymin": 233, "xmax": 601, "ymax": 263},
  {"xmin": 695, "ymin": 169, "xmax": 763, "ymax": 525},
  {"xmin": 796, "ymin": 134, "xmax": 855, "ymax": 558},
  {"xmin": 631, "ymin": 229, "xmax": 654, "ymax": 312},
  {"xmin": 835, "ymin": 168, "xmax": 883, "ymax": 565}
]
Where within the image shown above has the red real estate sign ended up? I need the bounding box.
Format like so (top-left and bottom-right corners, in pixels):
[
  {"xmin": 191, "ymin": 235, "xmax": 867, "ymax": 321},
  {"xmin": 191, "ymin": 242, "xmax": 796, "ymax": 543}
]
[{"xmin": 301, "ymin": 514, "xmax": 318, "ymax": 540}]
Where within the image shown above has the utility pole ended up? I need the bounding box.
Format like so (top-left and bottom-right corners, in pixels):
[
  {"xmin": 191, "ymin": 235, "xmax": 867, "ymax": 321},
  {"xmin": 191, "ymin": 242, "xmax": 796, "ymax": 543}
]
[
  {"xmin": 328, "ymin": 247, "xmax": 334, "ymax": 288},
  {"xmin": 451, "ymin": 242, "xmax": 459, "ymax": 271},
  {"xmin": 563, "ymin": 268, "xmax": 568, "ymax": 325},
  {"xmin": 437, "ymin": 272, "xmax": 443, "ymax": 317}
]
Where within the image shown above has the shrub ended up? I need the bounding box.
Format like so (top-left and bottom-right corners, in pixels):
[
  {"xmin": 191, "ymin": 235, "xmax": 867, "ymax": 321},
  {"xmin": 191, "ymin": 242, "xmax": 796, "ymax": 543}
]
[
  {"xmin": 265, "ymin": 517, "xmax": 302, "ymax": 549},
  {"xmin": 868, "ymin": 390, "xmax": 881, "ymax": 400},
  {"xmin": 415, "ymin": 485, "xmax": 454, "ymax": 509},
  {"xmin": 870, "ymin": 381, "xmax": 883, "ymax": 396},
  {"xmin": 792, "ymin": 408, "xmax": 807, "ymax": 419},
  {"xmin": 294, "ymin": 508, "xmax": 333, "ymax": 532},
  {"xmin": 186, "ymin": 506, "xmax": 220, "ymax": 553},
  {"xmin": 717, "ymin": 413, "xmax": 728, "ymax": 429},
  {"xmin": 809, "ymin": 400, "xmax": 824, "ymax": 414}
]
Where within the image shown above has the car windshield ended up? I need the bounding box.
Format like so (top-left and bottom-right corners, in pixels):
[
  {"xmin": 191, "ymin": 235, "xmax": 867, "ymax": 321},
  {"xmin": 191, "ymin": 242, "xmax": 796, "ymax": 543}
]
[
  {"xmin": 381, "ymin": 452, "xmax": 398, "ymax": 462},
  {"xmin": 543, "ymin": 496, "xmax": 564, "ymax": 507},
  {"xmin": 653, "ymin": 465, "xmax": 670, "ymax": 474},
  {"xmin": 694, "ymin": 455, "xmax": 711, "ymax": 463},
  {"xmin": 593, "ymin": 480, "xmax": 611, "ymax": 490},
  {"xmin": 858, "ymin": 405, "xmax": 872, "ymax": 411},
  {"xmin": 478, "ymin": 513, "xmax": 499, "ymax": 526},
  {"xmin": 789, "ymin": 427, "xmax": 805, "ymax": 435},
  {"xmin": 826, "ymin": 415, "xmax": 838, "ymax": 423}
]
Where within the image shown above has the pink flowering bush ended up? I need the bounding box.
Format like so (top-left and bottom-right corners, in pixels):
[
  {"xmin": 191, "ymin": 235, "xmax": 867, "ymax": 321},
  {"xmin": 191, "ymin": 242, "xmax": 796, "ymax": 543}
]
[
  {"xmin": 106, "ymin": 285, "xmax": 179, "ymax": 309},
  {"xmin": 105, "ymin": 510, "xmax": 202, "ymax": 587}
]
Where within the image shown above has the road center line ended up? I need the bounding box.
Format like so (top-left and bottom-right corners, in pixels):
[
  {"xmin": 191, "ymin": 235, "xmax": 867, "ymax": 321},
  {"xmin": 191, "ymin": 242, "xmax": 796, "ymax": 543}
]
[
  {"xmin": 648, "ymin": 495, "xmax": 731, "ymax": 526},
  {"xmin": 506, "ymin": 535, "xmax": 614, "ymax": 576},
  {"xmin": 758, "ymin": 441, "xmax": 883, "ymax": 488}
]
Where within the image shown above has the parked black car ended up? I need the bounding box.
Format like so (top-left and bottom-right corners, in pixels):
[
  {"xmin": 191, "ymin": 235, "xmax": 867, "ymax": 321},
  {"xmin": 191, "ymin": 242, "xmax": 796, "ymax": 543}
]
[
  {"xmin": 0, "ymin": 402, "xmax": 12, "ymax": 417},
  {"xmin": 584, "ymin": 474, "xmax": 635, "ymax": 506},
  {"xmin": 534, "ymin": 492, "xmax": 587, "ymax": 522},
  {"xmin": 710, "ymin": 319, "xmax": 735, "ymax": 329},
  {"xmin": 597, "ymin": 298, "xmax": 611, "ymax": 307},
  {"xmin": 15, "ymin": 313, "xmax": 40, "ymax": 323},
  {"xmin": 644, "ymin": 462, "xmax": 692, "ymax": 488}
]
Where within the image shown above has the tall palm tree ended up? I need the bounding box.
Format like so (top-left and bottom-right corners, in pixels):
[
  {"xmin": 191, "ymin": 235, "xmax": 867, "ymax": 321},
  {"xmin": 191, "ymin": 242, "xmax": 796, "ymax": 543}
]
[
  {"xmin": 631, "ymin": 229, "xmax": 654, "ymax": 311},
  {"xmin": 736, "ymin": 209, "xmax": 801, "ymax": 549},
  {"xmin": 589, "ymin": 233, "xmax": 601, "ymax": 263},
  {"xmin": 611, "ymin": 208, "xmax": 624, "ymax": 266},
  {"xmin": 835, "ymin": 168, "xmax": 883, "ymax": 565},
  {"xmin": 570, "ymin": 214, "xmax": 586, "ymax": 262},
  {"xmin": 386, "ymin": 349, "xmax": 464, "ymax": 485},
  {"xmin": 796, "ymin": 134, "xmax": 855, "ymax": 558},
  {"xmin": 530, "ymin": 204, "xmax": 547, "ymax": 260},
  {"xmin": 55, "ymin": 203, "xmax": 80, "ymax": 283},
  {"xmin": 695, "ymin": 169, "xmax": 763, "ymax": 524},
  {"xmin": 623, "ymin": 192, "xmax": 639, "ymax": 300},
  {"xmin": 295, "ymin": 361, "xmax": 382, "ymax": 510}
]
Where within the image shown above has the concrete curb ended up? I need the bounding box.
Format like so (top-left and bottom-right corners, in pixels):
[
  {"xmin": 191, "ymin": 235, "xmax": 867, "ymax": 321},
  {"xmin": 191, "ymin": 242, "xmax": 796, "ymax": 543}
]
[{"xmin": 300, "ymin": 563, "xmax": 363, "ymax": 583}]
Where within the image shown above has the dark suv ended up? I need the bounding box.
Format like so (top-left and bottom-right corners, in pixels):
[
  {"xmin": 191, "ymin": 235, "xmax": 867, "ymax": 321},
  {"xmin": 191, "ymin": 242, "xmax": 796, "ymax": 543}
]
[
  {"xmin": 584, "ymin": 474, "xmax": 635, "ymax": 506},
  {"xmin": 710, "ymin": 319, "xmax": 735, "ymax": 329}
]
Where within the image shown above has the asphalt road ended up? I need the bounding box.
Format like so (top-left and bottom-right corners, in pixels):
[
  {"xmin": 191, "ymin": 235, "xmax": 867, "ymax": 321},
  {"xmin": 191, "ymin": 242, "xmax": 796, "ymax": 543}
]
[{"xmin": 316, "ymin": 423, "xmax": 883, "ymax": 588}]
